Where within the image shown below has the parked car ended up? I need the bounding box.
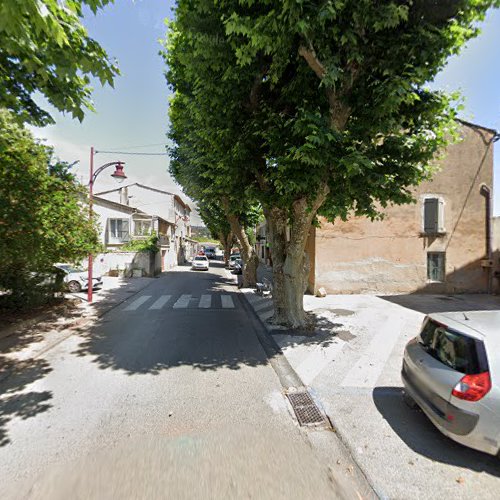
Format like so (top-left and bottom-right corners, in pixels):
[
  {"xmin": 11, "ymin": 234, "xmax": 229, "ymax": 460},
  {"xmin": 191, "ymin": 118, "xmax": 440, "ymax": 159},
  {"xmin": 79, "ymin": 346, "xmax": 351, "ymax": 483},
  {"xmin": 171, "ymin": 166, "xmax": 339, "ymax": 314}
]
[
  {"xmin": 228, "ymin": 254, "xmax": 241, "ymax": 269},
  {"xmin": 232, "ymin": 258, "xmax": 244, "ymax": 275},
  {"xmin": 402, "ymin": 311, "xmax": 500, "ymax": 456},
  {"xmin": 204, "ymin": 248, "xmax": 216, "ymax": 259},
  {"xmin": 191, "ymin": 255, "xmax": 209, "ymax": 271},
  {"xmin": 54, "ymin": 264, "xmax": 103, "ymax": 293}
]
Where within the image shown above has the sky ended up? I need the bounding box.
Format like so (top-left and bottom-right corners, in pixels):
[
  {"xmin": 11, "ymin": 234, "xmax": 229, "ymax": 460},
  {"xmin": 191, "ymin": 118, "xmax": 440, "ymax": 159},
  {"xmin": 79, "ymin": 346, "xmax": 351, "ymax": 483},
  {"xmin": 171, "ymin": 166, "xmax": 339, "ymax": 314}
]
[{"xmin": 31, "ymin": 2, "xmax": 500, "ymax": 218}]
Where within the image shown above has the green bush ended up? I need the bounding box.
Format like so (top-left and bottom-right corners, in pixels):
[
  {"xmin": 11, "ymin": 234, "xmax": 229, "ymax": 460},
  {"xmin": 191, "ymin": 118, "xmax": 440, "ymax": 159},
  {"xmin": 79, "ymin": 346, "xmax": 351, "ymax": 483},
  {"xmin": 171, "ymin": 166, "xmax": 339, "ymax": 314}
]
[
  {"xmin": 121, "ymin": 232, "xmax": 159, "ymax": 253},
  {"xmin": 0, "ymin": 110, "xmax": 100, "ymax": 310}
]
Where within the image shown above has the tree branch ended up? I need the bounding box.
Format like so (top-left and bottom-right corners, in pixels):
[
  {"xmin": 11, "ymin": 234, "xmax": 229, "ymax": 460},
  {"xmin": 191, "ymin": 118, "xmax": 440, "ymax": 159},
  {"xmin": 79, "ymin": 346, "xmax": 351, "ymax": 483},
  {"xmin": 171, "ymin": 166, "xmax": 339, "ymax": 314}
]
[
  {"xmin": 299, "ymin": 41, "xmax": 354, "ymax": 131},
  {"xmin": 298, "ymin": 43, "xmax": 326, "ymax": 79}
]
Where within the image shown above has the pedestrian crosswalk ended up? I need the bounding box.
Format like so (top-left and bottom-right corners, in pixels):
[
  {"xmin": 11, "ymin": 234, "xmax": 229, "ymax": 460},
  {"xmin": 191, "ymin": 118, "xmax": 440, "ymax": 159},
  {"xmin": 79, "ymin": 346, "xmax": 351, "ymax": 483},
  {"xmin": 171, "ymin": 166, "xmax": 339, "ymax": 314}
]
[{"xmin": 122, "ymin": 293, "xmax": 236, "ymax": 312}]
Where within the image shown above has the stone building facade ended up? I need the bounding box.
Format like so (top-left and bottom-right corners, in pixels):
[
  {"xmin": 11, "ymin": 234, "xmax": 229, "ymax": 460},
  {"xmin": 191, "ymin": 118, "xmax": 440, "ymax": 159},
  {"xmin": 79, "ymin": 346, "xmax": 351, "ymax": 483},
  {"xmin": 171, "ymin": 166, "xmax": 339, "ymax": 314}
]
[{"xmin": 307, "ymin": 121, "xmax": 497, "ymax": 295}]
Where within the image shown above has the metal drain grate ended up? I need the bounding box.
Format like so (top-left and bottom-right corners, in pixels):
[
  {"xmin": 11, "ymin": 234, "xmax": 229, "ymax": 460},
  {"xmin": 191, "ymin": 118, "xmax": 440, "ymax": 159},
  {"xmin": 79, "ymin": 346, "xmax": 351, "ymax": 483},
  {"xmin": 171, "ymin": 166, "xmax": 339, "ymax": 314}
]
[{"xmin": 286, "ymin": 391, "xmax": 327, "ymax": 426}]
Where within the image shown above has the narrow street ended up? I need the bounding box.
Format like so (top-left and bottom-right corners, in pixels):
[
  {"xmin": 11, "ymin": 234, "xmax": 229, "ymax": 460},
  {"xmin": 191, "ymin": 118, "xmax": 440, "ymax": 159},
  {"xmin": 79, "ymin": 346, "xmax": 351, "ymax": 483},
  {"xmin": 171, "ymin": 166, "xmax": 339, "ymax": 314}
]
[{"xmin": 0, "ymin": 263, "xmax": 361, "ymax": 499}]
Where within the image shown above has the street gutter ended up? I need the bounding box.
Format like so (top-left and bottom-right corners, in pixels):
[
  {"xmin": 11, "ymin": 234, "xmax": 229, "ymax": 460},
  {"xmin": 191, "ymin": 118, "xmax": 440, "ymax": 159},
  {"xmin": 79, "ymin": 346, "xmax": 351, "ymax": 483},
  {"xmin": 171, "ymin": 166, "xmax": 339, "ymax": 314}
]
[{"xmin": 236, "ymin": 284, "xmax": 380, "ymax": 500}]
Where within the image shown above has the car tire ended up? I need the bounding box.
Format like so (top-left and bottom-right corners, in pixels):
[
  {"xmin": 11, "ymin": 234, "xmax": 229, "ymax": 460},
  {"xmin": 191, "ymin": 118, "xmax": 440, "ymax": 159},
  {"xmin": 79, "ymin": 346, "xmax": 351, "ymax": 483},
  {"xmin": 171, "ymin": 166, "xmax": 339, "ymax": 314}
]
[
  {"xmin": 403, "ymin": 391, "xmax": 418, "ymax": 409},
  {"xmin": 67, "ymin": 280, "xmax": 82, "ymax": 293}
]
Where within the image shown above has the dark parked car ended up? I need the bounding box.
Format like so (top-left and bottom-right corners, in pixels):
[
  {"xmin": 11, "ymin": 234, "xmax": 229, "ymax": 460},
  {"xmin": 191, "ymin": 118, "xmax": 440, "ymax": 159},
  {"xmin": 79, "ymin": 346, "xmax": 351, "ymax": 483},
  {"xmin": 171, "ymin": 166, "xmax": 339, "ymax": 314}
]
[{"xmin": 232, "ymin": 258, "xmax": 243, "ymax": 275}]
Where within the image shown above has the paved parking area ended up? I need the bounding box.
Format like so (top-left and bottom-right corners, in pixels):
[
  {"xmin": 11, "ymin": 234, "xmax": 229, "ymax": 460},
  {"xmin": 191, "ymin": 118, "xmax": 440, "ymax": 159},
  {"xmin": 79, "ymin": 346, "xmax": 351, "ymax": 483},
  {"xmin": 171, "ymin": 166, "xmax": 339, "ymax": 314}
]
[{"xmin": 244, "ymin": 292, "xmax": 500, "ymax": 499}]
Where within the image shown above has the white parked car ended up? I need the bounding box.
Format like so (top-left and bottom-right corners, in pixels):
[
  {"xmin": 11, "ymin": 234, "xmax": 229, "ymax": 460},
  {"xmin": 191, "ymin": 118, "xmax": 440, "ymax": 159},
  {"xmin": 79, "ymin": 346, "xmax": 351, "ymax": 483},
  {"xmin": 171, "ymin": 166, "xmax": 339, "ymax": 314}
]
[
  {"xmin": 228, "ymin": 254, "xmax": 241, "ymax": 269},
  {"xmin": 191, "ymin": 255, "xmax": 209, "ymax": 271},
  {"xmin": 403, "ymin": 311, "xmax": 500, "ymax": 455},
  {"xmin": 54, "ymin": 264, "xmax": 103, "ymax": 293}
]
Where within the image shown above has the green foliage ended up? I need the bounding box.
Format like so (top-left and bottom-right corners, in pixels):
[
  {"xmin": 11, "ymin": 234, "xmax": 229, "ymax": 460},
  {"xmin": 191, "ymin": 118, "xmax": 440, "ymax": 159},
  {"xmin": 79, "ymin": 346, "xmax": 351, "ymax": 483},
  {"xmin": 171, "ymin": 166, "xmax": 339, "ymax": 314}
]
[
  {"xmin": 164, "ymin": 0, "xmax": 499, "ymax": 326},
  {"xmin": 191, "ymin": 236, "xmax": 220, "ymax": 244},
  {"xmin": 121, "ymin": 232, "xmax": 160, "ymax": 253},
  {"xmin": 164, "ymin": 0, "xmax": 498, "ymax": 222},
  {"xmin": 0, "ymin": 110, "xmax": 100, "ymax": 309},
  {"xmin": 0, "ymin": 0, "xmax": 118, "ymax": 125}
]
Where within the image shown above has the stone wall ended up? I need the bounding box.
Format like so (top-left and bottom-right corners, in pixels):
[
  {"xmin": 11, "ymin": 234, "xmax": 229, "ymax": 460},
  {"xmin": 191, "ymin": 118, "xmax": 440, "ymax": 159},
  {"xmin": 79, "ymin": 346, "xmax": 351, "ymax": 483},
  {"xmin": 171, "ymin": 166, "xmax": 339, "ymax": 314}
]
[{"xmin": 311, "ymin": 123, "xmax": 495, "ymax": 295}]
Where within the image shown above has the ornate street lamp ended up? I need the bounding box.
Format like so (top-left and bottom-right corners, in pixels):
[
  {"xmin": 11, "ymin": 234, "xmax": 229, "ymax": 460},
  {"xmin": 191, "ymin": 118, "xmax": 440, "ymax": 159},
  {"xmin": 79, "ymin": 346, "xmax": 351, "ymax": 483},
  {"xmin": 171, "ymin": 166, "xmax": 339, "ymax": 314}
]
[{"xmin": 88, "ymin": 146, "xmax": 127, "ymax": 303}]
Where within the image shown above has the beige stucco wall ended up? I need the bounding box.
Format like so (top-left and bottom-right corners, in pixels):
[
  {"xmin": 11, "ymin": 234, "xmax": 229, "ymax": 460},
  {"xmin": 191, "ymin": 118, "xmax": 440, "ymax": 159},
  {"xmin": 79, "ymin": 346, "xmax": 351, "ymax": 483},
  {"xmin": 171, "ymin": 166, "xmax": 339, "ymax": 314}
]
[{"xmin": 313, "ymin": 123, "xmax": 495, "ymax": 294}]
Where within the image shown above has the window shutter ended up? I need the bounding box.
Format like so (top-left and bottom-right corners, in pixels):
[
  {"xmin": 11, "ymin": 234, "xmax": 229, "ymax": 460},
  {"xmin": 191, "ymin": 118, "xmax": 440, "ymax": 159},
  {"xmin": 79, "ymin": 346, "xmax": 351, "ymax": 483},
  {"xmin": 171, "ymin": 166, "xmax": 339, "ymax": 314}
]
[
  {"xmin": 122, "ymin": 219, "xmax": 130, "ymax": 240},
  {"xmin": 424, "ymin": 198, "xmax": 438, "ymax": 233}
]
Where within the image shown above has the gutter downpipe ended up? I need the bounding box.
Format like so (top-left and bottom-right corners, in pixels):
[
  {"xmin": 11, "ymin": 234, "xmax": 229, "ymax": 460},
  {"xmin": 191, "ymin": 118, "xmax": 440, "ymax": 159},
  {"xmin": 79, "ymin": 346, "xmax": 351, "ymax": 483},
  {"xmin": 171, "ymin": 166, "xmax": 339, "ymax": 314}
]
[{"xmin": 480, "ymin": 184, "xmax": 492, "ymax": 294}]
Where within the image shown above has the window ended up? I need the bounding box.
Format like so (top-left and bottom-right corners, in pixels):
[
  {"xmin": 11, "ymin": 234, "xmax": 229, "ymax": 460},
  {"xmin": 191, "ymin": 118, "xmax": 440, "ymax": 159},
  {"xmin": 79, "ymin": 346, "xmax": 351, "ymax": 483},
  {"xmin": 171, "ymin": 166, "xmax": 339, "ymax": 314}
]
[
  {"xmin": 423, "ymin": 197, "xmax": 445, "ymax": 234},
  {"xmin": 134, "ymin": 219, "xmax": 152, "ymax": 236},
  {"xmin": 108, "ymin": 218, "xmax": 129, "ymax": 242},
  {"xmin": 418, "ymin": 319, "xmax": 485, "ymax": 374},
  {"xmin": 427, "ymin": 252, "xmax": 445, "ymax": 282}
]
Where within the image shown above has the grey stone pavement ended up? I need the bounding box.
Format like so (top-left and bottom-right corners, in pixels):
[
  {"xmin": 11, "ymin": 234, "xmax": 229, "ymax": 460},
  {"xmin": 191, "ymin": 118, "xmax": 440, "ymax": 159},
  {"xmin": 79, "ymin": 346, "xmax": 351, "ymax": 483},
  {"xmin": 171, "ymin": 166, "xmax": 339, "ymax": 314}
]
[
  {"xmin": 240, "ymin": 269, "xmax": 500, "ymax": 499},
  {"xmin": 0, "ymin": 262, "xmax": 370, "ymax": 499}
]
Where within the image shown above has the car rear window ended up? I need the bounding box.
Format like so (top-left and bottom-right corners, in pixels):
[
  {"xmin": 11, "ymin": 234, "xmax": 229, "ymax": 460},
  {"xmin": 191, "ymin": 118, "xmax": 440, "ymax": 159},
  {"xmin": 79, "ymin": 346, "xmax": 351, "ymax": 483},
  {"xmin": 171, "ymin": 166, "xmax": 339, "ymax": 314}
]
[
  {"xmin": 194, "ymin": 256, "xmax": 207, "ymax": 261},
  {"xmin": 418, "ymin": 319, "xmax": 486, "ymax": 374}
]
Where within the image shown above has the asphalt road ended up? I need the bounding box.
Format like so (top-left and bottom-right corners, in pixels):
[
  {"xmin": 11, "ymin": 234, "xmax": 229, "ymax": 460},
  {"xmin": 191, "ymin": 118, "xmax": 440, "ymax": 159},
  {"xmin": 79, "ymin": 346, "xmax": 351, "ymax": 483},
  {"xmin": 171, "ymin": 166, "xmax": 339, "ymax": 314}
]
[{"xmin": 0, "ymin": 263, "xmax": 359, "ymax": 499}]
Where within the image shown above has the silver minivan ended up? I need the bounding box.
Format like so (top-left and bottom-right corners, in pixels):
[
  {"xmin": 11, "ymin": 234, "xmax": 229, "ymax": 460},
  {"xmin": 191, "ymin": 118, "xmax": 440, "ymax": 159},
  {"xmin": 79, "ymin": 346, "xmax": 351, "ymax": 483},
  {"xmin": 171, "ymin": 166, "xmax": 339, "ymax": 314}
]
[{"xmin": 402, "ymin": 311, "xmax": 500, "ymax": 456}]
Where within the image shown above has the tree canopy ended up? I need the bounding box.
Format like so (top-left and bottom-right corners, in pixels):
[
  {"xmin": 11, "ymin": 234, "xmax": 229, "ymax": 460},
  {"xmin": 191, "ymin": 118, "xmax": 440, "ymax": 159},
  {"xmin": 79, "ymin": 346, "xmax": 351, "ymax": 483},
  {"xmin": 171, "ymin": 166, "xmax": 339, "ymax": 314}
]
[
  {"xmin": 165, "ymin": 0, "xmax": 499, "ymax": 327},
  {"xmin": 0, "ymin": 0, "xmax": 118, "ymax": 125},
  {"xmin": 0, "ymin": 110, "xmax": 100, "ymax": 308}
]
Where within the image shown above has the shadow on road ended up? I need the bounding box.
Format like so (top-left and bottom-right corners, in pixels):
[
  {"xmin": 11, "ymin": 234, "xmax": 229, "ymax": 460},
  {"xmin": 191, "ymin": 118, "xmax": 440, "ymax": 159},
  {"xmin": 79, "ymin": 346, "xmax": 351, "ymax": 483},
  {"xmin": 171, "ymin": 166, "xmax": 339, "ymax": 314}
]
[
  {"xmin": 0, "ymin": 356, "xmax": 53, "ymax": 447},
  {"xmin": 72, "ymin": 265, "xmax": 274, "ymax": 375},
  {"xmin": 372, "ymin": 386, "xmax": 500, "ymax": 477},
  {"xmin": 0, "ymin": 276, "xmax": 149, "ymax": 448}
]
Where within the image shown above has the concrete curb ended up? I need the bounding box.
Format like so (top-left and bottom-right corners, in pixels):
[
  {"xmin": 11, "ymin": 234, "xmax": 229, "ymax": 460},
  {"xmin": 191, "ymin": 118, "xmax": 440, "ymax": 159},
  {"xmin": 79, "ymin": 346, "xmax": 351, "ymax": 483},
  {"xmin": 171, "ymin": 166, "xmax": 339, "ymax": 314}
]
[
  {"xmin": 238, "ymin": 286, "xmax": 381, "ymax": 500},
  {"xmin": 0, "ymin": 278, "xmax": 157, "ymax": 343},
  {"xmin": 238, "ymin": 292, "xmax": 304, "ymax": 390}
]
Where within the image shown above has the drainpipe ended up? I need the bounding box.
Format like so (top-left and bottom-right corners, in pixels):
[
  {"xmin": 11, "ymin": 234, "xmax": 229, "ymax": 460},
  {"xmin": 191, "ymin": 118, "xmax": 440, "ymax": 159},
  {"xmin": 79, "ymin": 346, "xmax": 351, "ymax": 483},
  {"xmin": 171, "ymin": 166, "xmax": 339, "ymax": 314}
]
[{"xmin": 480, "ymin": 184, "xmax": 492, "ymax": 293}]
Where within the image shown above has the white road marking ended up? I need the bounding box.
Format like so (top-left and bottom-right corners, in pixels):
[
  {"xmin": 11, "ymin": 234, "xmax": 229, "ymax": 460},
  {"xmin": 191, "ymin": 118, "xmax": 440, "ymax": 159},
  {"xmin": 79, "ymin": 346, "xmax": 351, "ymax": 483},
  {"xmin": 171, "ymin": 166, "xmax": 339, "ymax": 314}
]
[
  {"xmin": 340, "ymin": 315, "xmax": 405, "ymax": 388},
  {"xmin": 295, "ymin": 339, "xmax": 346, "ymax": 385},
  {"xmin": 199, "ymin": 294, "xmax": 212, "ymax": 308},
  {"xmin": 173, "ymin": 294, "xmax": 191, "ymax": 309},
  {"xmin": 149, "ymin": 295, "xmax": 171, "ymax": 310},
  {"xmin": 221, "ymin": 295, "xmax": 235, "ymax": 309},
  {"xmin": 124, "ymin": 295, "xmax": 152, "ymax": 311}
]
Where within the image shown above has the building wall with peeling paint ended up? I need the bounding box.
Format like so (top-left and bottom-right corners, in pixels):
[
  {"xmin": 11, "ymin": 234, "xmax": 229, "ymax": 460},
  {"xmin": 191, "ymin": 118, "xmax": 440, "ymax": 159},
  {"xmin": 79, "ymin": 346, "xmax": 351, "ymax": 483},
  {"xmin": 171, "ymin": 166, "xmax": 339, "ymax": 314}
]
[{"xmin": 310, "ymin": 122, "xmax": 496, "ymax": 295}]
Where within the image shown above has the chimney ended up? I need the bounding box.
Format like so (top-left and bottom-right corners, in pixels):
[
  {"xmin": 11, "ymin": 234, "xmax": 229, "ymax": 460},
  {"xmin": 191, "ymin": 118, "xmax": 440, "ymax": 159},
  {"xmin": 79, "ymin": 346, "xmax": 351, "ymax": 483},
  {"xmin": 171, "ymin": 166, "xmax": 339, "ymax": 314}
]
[{"xmin": 120, "ymin": 187, "xmax": 129, "ymax": 206}]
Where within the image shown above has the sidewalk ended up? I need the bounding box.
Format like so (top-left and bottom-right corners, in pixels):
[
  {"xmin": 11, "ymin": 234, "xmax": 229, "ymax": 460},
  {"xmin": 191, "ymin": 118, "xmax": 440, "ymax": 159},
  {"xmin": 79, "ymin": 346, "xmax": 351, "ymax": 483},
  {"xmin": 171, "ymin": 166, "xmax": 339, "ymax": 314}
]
[
  {"xmin": 75, "ymin": 275, "xmax": 156, "ymax": 318},
  {"xmin": 0, "ymin": 275, "xmax": 156, "ymax": 343},
  {"xmin": 240, "ymin": 284, "xmax": 500, "ymax": 499}
]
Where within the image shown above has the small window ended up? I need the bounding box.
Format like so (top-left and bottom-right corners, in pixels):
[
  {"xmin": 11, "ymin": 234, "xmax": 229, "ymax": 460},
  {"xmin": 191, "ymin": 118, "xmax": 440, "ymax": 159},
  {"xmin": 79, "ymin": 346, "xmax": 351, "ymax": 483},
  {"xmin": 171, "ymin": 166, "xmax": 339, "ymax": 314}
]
[
  {"xmin": 134, "ymin": 220, "xmax": 152, "ymax": 236},
  {"xmin": 109, "ymin": 218, "xmax": 129, "ymax": 242},
  {"xmin": 423, "ymin": 197, "xmax": 445, "ymax": 234},
  {"xmin": 427, "ymin": 252, "xmax": 445, "ymax": 282}
]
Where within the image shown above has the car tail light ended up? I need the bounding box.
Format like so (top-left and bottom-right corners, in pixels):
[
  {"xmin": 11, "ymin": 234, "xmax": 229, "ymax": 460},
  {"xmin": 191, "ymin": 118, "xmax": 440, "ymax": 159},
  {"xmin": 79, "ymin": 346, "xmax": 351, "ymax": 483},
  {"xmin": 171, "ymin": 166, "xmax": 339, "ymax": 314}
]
[{"xmin": 452, "ymin": 371, "xmax": 491, "ymax": 402}]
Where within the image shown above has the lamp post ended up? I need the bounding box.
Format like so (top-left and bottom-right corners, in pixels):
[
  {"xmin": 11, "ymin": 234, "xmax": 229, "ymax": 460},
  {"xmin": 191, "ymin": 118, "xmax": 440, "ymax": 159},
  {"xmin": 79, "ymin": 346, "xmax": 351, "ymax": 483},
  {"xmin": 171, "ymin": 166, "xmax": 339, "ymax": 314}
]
[{"xmin": 88, "ymin": 146, "xmax": 127, "ymax": 303}]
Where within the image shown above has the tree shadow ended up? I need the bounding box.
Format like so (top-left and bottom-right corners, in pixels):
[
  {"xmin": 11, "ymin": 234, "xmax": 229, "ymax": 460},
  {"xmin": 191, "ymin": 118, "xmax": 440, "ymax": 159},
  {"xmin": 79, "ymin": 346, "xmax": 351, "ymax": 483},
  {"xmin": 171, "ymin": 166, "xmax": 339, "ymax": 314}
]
[
  {"xmin": 0, "ymin": 299, "xmax": 84, "ymax": 353},
  {"xmin": 372, "ymin": 386, "xmax": 500, "ymax": 477},
  {"xmin": 71, "ymin": 268, "xmax": 272, "ymax": 376},
  {"xmin": 379, "ymin": 293, "xmax": 500, "ymax": 315},
  {"xmin": 0, "ymin": 355, "xmax": 53, "ymax": 447}
]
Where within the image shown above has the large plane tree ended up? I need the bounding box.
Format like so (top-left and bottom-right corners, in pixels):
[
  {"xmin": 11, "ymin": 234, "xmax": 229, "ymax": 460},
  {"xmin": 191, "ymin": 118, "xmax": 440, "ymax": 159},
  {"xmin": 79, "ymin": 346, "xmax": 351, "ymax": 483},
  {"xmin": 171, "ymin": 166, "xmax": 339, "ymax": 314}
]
[{"xmin": 165, "ymin": 0, "xmax": 498, "ymax": 328}]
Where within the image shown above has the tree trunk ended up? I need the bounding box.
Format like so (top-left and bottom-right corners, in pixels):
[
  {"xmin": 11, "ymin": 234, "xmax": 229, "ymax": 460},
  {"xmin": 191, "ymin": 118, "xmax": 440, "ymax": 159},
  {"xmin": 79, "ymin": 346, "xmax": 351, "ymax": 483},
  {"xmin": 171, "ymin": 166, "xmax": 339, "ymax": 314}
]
[
  {"xmin": 219, "ymin": 230, "xmax": 233, "ymax": 266},
  {"xmin": 264, "ymin": 184, "xmax": 329, "ymax": 329},
  {"xmin": 225, "ymin": 212, "xmax": 258, "ymax": 287}
]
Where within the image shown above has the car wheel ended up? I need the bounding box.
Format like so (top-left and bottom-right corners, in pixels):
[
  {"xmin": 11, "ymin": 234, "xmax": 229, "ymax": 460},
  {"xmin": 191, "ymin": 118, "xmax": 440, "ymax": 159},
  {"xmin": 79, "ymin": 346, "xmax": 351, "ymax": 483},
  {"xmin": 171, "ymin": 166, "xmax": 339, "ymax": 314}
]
[{"xmin": 67, "ymin": 280, "xmax": 82, "ymax": 293}]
